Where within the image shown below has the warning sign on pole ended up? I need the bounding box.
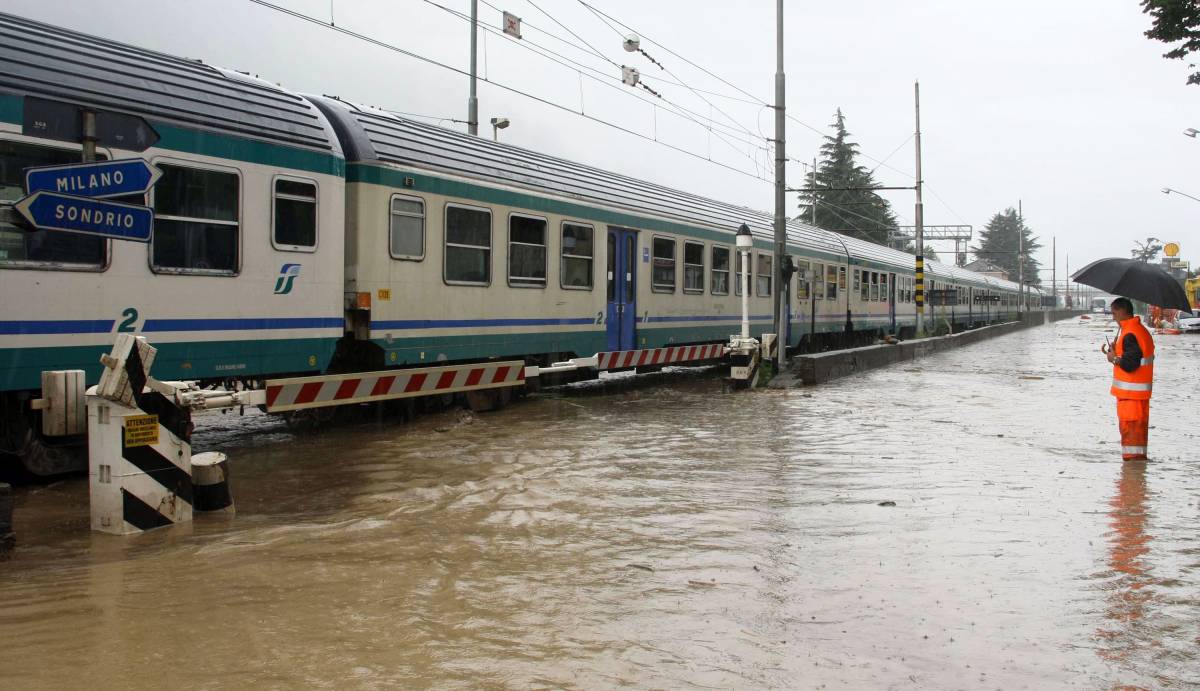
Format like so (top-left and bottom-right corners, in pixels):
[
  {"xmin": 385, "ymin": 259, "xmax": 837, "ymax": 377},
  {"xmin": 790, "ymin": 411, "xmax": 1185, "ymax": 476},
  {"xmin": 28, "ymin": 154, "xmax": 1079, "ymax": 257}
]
[{"xmin": 123, "ymin": 414, "xmax": 159, "ymax": 447}]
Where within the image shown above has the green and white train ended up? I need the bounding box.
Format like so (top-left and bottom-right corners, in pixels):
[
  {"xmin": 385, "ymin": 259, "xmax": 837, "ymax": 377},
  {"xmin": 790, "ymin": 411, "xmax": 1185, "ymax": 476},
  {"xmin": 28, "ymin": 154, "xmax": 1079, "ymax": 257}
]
[{"xmin": 0, "ymin": 12, "xmax": 1043, "ymax": 474}]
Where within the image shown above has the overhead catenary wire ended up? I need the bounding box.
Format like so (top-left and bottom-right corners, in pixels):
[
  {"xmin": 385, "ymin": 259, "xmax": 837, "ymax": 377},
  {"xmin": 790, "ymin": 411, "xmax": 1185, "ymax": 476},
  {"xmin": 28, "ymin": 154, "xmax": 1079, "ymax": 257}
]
[
  {"xmin": 246, "ymin": 0, "xmax": 770, "ymax": 181},
  {"xmin": 421, "ymin": 0, "xmax": 769, "ymax": 175}
]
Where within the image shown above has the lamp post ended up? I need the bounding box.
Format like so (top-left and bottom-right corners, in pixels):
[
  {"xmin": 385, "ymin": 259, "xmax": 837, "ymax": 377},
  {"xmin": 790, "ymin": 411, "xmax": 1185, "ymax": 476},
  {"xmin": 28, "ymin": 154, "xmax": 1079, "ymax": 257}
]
[
  {"xmin": 1162, "ymin": 187, "xmax": 1200, "ymax": 203},
  {"xmin": 490, "ymin": 117, "xmax": 510, "ymax": 141}
]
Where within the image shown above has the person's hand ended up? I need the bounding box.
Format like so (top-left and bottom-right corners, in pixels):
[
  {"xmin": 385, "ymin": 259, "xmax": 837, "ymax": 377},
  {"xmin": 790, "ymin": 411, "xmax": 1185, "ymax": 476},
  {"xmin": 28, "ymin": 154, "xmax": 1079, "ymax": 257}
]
[{"xmin": 1100, "ymin": 343, "xmax": 1109, "ymax": 354}]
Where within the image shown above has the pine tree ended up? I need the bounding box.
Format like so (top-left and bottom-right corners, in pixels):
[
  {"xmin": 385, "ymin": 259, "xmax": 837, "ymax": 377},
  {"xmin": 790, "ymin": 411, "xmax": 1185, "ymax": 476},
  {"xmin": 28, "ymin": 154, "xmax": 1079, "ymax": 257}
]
[
  {"xmin": 798, "ymin": 109, "xmax": 900, "ymax": 247},
  {"xmin": 973, "ymin": 208, "xmax": 1042, "ymax": 287}
]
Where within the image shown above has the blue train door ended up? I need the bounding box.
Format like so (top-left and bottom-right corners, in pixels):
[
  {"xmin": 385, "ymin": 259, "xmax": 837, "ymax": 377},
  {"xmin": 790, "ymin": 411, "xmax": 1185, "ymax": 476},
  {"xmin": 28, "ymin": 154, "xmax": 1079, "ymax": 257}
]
[{"xmin": 606, "ymin": 228, "xmax": 637, "ymax": 351}]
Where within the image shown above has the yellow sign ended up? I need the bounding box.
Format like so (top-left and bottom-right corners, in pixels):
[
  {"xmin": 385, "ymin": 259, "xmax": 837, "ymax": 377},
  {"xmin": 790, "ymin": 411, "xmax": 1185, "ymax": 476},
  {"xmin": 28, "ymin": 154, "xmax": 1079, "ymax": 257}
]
[
  {"xmin": 1165, "ymin": 242, "xmax": 1179, "ymax": 257},
  {"xmin": 123, "ymin": 414, "xmax": 159, "ymax": 447},
  {"xmin": 377, "ymin": 288, "xmax": 392, "ymax": 300}
]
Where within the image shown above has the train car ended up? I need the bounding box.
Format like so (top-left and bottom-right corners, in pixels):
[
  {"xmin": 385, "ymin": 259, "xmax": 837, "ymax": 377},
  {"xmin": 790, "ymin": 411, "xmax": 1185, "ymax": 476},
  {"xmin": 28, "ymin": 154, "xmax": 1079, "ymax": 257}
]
[
  {"xmin": 0, "ymin": 13, "xmax": 346, "ymax": 473},
  {"xmin": 0, "ymin": 12, "xmax": 1047, "ymax": 475}
]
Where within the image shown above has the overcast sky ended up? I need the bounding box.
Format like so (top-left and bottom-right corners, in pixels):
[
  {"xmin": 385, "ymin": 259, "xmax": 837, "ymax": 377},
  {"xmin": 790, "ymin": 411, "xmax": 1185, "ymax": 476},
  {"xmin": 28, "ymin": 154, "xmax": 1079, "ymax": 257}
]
[{"xmin": 6, "ymin": 0, "xmax": 1198, "ymax": 283}]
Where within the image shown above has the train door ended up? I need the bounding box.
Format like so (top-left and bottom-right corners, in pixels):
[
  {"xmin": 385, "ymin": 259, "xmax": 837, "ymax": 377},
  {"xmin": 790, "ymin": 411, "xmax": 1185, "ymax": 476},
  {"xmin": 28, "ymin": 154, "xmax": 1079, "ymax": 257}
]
[
  {"xmin": 606, "ymin": 227, "xmax": 638, "ymax": 351},
  {"xmin": 888, "ymin": 273, "xmax": 897, "ymax": 333}
]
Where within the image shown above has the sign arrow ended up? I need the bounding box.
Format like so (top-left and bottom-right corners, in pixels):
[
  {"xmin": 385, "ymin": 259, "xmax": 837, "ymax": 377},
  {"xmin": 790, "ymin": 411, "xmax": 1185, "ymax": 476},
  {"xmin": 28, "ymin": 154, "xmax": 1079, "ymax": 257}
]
[
  {"xmin": 25, "ymin": 158, "xmax": 162, "ymax": 199},
  {"xmin": 15, "ymin": 191, "xmax": 153, "ymax": 243}
]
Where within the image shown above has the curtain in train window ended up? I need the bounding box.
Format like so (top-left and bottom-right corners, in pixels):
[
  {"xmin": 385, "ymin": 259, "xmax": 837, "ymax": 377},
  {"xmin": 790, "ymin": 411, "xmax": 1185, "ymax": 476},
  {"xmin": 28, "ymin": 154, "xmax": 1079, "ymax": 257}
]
[{"xmin": 711, "ymin": 245, "xmax": 730, "ymax": 295}]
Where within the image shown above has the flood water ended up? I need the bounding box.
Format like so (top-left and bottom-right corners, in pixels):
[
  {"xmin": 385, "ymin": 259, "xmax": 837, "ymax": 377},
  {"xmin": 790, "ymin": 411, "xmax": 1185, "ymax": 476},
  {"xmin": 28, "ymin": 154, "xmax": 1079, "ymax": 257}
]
[{"xmin": 1, "ymin": 318, "xmax": 1198, "ymax": 689}]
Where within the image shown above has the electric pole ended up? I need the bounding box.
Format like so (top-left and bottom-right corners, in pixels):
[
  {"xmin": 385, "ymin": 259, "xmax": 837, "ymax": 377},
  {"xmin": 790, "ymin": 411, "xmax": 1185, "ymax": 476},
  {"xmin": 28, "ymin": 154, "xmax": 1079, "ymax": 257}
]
[
  {"xmin": 1018, "ymin": 199, "xmax": 1024, "ymax": 313},
  {"xmin": 914, "ymin": 81, "xmax": 925, "ymax": 336},
  {"xmin": 773, "ymin": 0, "xmax": 786, "ymax": 368},
  {"xmin": 467, "ymin": 0, "xmax": 479, "ymax": 135}
]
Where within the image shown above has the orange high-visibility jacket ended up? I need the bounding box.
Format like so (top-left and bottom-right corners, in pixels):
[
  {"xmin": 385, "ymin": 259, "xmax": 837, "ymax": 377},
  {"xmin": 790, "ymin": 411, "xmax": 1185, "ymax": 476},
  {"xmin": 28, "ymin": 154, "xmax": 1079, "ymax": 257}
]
[{"xmin": 1111, "ymin": 316, "xmax": 1154, "ymax": 399}]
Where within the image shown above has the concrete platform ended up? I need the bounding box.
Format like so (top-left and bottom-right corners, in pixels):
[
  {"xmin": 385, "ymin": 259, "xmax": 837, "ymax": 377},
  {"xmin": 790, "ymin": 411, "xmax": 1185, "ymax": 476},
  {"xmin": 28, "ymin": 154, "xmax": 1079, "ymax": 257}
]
[{"xmin": 773, "ymin": 310, "xmax": 1081, "ymax": 387}]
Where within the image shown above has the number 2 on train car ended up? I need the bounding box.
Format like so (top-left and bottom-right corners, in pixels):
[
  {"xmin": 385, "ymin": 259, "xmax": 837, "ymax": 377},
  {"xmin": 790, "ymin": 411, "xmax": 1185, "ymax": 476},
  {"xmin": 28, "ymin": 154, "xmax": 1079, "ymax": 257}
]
[{"xmin": 606, "ymin": 228, "xmax": 638, "ymax": 351}]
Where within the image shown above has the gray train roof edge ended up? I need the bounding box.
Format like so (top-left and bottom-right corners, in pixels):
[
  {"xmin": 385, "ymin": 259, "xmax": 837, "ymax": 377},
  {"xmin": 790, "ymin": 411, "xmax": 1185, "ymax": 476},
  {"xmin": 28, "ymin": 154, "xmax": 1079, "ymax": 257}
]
[
  {"xmin": 0, "ymin": 11, "xmax": 343, "ymax": 164},
  {"xmin": 312, "ymin": 96, "xmax": 1031, "ymax": 293}
]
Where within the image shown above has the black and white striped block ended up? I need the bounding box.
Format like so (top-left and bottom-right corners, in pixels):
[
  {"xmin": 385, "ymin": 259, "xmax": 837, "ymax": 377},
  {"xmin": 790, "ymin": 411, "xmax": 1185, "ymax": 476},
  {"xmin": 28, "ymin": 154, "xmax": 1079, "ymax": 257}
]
[{"xmin": 88, "ymin": 336, "xmax": 195, "ymax": 535}]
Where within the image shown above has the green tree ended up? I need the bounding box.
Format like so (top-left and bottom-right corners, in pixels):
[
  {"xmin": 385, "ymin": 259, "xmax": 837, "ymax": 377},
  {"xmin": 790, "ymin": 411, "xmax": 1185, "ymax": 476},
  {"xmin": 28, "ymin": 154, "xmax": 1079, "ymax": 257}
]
[
  {"xmin": 798, "ymin": 109, "xmax": 900, "ymax": 247},
  {"xmin": 1131, "ymin": 236, "xmax": 1163, "ymax": 262},
  {"xmin": 973, "ymin": 208, "xmax": 1042, "ymax": 286},
  {"xmin": 1141, "ymin": 0, "xmax": 1200, "ymax": 85}
]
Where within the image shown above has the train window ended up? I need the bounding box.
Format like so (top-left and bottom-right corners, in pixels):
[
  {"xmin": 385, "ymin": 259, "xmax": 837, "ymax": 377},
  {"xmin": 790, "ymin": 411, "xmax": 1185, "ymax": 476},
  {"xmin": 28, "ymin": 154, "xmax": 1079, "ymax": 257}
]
[
  {"xmin": 560, "ymin": 222, "xmax": 593, "ymax": 290},
  {"xmin": 271, "ymin": 178, "xmax": 317, "ymax": 251},
  {"xmin": 389, "ymin": 195, "xmax": 425, "ymax": 260},
  {"xmin": 606, "ymin": 233, "xmax": 616, "ymax": 301},
  {"xmin": 813, "ymin": 263, "xmax": 825, "ymax": 299},
  {"xmin": 444, "ymin": 203, "xmax": 491, "ymax": 285},
  {"xmin": 0, "ymin": 140, "xmax": 107, "ymax": 270},
  {"xmin": 711, "ymin": 245, "xmax": 730, "ymax": 295},
  {"xmin": 756, "ymin": 252, "xmax": 772, "ymax": 297},
  {"xmin": 152, "ymin": 163, "xmax": 239, "ymax": 274},
  {"xmin": 880, "ymin": 274, "xmax": 889, "ymax": 302},
  {"xmin": 838, "ymin": 266, "xmax": 847, "ymax": 291},
  {"xmin": 795, "ymin": 260, "xmax": 810, "ymax": 300},
  {"xmin": 870, "ymin": 272, "xmax": 879, "ymax": 301},
  {"xmin": 651, "ymin": 236, "xmax": 676, "ymax": 292},
  {"xmin": 825, "ymin": 264, "xmax": 837, "ymax": 301},
  {"xmin": 853, "ymin": 269, "xmax": 861, "ymax": 294},
  {"xmin": 508, "ymin": 214, "xmax": 547, "ymax": 287},
  {"xmin": 860, "ymin": 271, "xmax": 869, "ymax": 301},
  {"xmin": 684, "ymin": 241, "xmax": 705, "ymax": 293},
  {"xmin": 734, "ymin": 249, "xmax": 751, "ymax": 296}
]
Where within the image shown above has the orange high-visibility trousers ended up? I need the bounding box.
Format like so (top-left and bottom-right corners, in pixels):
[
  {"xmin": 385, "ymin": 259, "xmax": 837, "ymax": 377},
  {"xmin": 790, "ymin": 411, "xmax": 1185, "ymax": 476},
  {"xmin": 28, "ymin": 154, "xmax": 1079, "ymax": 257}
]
[{"xmin": 1116, "ymin": 398, "xmax": 1149, "ymax": 460}]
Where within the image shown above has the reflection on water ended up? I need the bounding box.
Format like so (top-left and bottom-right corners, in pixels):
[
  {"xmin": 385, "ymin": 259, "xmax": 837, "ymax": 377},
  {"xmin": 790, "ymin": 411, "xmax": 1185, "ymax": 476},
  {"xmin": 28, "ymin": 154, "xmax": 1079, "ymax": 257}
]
[
  {"xmin": 1097, "ymin": 460, "xmax": 1152, "ymax": 664},
  {"xmin": 0, "ymin": 321, "xmax": 1197, "ymax": 689}
]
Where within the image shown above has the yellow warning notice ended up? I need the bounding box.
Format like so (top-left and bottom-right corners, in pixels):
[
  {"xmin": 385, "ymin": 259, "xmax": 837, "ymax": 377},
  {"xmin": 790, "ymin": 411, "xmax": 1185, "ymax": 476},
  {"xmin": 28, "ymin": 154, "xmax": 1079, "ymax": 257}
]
[{"xmin": 123, "ymin": 414, "xmax": 159, "ymax": 447}]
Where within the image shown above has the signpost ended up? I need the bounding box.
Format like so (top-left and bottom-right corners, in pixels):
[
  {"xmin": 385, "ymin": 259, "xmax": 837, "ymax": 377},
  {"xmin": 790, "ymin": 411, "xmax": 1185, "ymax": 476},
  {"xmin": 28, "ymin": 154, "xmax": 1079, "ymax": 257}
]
[
  {"xmin": 25, "ymin": 158, "xmax": 161, "ymax": 199},
  {"xmin": 13, "ymin": 158, "xmax": 160, "ymax": 243},
  {"xmin": 14, "ymin": 192, "xmax": 154, "ymax": 242}
]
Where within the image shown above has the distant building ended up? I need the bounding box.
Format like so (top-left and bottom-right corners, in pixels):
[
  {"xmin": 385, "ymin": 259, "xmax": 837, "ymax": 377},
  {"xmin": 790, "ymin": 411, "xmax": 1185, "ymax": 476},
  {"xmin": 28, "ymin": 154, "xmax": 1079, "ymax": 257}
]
[{"xmin": 963, "ymin": 258, "xmax": 1010, "ymax": 280}]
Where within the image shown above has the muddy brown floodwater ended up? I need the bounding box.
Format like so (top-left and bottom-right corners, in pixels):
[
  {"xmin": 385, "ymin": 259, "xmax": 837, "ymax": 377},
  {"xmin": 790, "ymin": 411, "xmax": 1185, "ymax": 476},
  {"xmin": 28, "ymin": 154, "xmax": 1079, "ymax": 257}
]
[{"xmin": 1, "ymin": 319, "xmax": 1198, "ymax": 690}]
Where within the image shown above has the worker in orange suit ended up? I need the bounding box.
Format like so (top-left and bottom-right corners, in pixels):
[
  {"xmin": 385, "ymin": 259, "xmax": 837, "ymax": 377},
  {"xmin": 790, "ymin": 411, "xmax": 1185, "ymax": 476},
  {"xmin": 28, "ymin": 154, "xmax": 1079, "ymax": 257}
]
[{"xmin": 1101, "ymin": 297, "xmax": 1154, "ymax": 460}]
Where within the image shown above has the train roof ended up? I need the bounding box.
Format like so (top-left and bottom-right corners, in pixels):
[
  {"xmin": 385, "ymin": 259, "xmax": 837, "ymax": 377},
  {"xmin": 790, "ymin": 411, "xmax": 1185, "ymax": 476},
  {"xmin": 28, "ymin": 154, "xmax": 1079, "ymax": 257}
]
[
  {"xmin": 314, "ymin": 97, "xmax": 1032, "ymax": 293},
  {"xmin": 0, "ymin": 11, "xmax": 341, "ymax": 156}
]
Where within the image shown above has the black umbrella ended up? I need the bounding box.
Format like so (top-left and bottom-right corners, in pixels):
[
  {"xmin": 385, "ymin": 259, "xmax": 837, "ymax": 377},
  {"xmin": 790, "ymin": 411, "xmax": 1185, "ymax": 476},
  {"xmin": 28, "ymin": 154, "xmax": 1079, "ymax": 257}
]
[{"xmin": 1071, "ymin": 257, "xmax": 1193, "ymax": 313}]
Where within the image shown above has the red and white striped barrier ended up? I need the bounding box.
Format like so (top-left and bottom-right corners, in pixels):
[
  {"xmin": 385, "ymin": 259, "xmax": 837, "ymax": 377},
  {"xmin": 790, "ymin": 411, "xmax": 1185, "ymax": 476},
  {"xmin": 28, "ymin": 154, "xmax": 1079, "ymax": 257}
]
[
  {"xmin": 595, "ymin": 343, "xmax": 725, "ymax": 371},
  {"xmin": 265, "ymin": 360, "xmax": 526, "ymax": 412}
]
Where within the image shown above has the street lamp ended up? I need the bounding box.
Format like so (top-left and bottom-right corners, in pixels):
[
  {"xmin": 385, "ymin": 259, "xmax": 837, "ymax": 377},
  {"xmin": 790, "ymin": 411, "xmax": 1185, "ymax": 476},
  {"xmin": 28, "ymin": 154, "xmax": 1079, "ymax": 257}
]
[
  {"xmin": 1162, "ymin": 187, "xmax": 1200, "ymax": 203},
  {"xmin": 490, "ymin": 117, "xmax": 510, "ymax": 141},
  {"xmin": 1184, "ymin": 128, "xmax": 1199, "ymax": 138}
]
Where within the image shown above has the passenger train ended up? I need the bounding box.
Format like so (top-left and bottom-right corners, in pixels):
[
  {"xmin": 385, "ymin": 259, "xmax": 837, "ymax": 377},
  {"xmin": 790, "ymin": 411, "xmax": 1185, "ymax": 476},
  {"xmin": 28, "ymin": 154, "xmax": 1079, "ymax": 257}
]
[{"xmin": 0, "ymin": 13, "xmax": 1044, "ymax": 474}]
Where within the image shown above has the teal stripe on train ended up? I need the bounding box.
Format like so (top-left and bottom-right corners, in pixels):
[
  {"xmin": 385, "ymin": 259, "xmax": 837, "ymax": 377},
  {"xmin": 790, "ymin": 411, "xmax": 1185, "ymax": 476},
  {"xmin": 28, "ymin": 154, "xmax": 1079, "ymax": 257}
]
[
  {"xmin": 0, "ymin": 93, "xmax": 344, "ymax": 177},
  {"xmin": 0, "ymin": 338, "xmax": 337, "ymax": 391}
]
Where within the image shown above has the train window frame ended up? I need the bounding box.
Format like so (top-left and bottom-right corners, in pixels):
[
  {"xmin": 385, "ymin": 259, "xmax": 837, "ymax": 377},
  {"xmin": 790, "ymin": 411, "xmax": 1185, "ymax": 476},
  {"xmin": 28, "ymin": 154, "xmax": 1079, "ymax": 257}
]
[
  {"xmin": 795, "ymin": 260, "xmax": 810, "ymax": 300},
  {"xmin": 0, "ymin": 137, "xmax": 113, "ymax": 273},
  {"xmin": 149, "ymin": 158, "xmax": 242, "ymax": 277},
  {"xmin": 860, "ymin": 269, "xmax": 870, "ymax": 301},
  {"xmin": 506, "ymin": 212, "xmax": 548, "ymax": 289},
  {"xmin": 853, "ymin": 269, "xmax": 861, "ymax": 295},
  {"xmin": 651, "ymin": 235, "xmax": 676, "ymax": 293},
  {"xmin": 734, "ymin": 248, "xmax": 751, "ymax": 297},
  {"xmin": 388, "ymin": 193, "xmax": 425, "ymax": 261},
  {"xmin": 838, "ymin": 266, "xmax": 847, "ymax": 292},
  {"xmin": 443, "ymin": 202, "xmax": 492, "ymax": 287},
  {"xmin": 824, "ymin": 264, "xmax": 837, "ymax": 301},
  {"xmin": 683, "ymin": 241, "xmax": 705, "ymax": 294},
  {"xmin": 813, "ymin": 262, "xmax": 825, "ymax": 299},
  {"xmin": 270, "ymin": 175, "xmax": 318, "ymax": 253},
  {"xmin": 756, "ymin": 252, "xmax": 772, "ymax": 297},
  {"xmin": 880, "ymin": 273, "xmax": 890, "ymax": 302},
  {"xmin": 711, "ymin": 245, "xmax": 730, "ymax": 296},
  {"xmin": 560, "ymin": 220, "xmax": 594, "ymax": 291},
  {"xmin": 869, "ymin": 272, "xmax": 879, "ymax": 301}
]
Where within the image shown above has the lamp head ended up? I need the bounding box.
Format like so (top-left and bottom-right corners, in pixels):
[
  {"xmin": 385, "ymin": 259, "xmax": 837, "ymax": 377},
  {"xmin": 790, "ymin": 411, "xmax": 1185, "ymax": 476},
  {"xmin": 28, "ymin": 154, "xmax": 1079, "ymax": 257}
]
[
  {"xmin": 735, "ymin": 223, "xmax": 754, "ymax": 249},
  {"xmin": 490, "ymin": 117, "xmax": 510, "ymax": 129}
]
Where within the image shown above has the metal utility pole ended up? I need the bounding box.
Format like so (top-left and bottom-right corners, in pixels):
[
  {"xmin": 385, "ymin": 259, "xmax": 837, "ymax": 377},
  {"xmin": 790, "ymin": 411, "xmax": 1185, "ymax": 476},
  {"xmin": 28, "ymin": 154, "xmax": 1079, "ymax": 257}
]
[
  {"xmin": 913, "ymin": 81, "xmax": 925, "ymax": 336},
  {"xmin": 1018, "ymin": 199, "xmax": 1024, "ymax": 313},
  {"xmin": 467, "ymin": 0, "xmax": 479, "ymax": 136},
  {"xmin": 772, "ymin": 0, "xmax": 787, "ymax": 368},
  {"xmin": 1052, "ymin": 236, "xmax": 1056, "ymax": 309}
]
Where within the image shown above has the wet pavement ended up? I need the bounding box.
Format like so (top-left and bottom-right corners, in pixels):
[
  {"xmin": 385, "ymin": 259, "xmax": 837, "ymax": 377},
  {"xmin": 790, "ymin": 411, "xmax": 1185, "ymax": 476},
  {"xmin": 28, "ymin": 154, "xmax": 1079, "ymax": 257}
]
[{"xmin": 0, "ymin": 319, "xmax": 1198, "ymax": 690}]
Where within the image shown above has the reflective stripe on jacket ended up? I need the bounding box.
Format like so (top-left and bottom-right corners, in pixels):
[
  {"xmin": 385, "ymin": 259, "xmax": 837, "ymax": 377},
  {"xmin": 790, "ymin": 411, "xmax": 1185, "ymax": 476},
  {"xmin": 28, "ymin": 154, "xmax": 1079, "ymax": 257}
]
[{"xmin": 1111, "ymin": 316, "xmax": 1154, "ymax": 399}]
